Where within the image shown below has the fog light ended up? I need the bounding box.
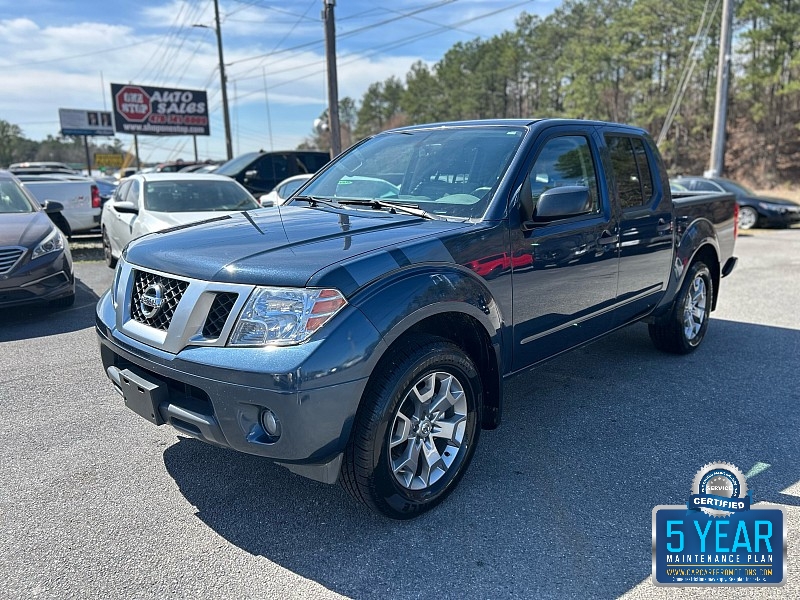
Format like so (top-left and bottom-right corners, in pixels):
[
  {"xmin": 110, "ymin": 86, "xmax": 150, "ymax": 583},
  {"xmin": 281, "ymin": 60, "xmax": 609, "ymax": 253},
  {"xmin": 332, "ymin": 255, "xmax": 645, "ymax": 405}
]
[{"xmin": 260, "ymin": 408, "xmax": 282, "ymax": 442}]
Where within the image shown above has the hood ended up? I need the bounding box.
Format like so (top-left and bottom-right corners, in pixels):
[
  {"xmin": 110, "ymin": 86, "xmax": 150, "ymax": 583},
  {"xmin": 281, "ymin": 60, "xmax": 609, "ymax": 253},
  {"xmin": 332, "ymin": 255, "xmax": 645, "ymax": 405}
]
[
  {"xmin": 125, "ymin": 205, "xmax": 471, "ymax": 291},
  {"xmin": 0, "ymin": 211, "xmax": 56, "ymax": 247}
]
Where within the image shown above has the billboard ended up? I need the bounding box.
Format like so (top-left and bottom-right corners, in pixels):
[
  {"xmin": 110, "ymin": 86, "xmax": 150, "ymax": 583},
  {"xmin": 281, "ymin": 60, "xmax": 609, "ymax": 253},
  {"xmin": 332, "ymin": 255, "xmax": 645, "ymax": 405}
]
[
  {"xmin": 110, "ymin": 83, "xmax": 210, "ymax": 136},
  {"xmin": 59, "ymin": 108, "xmax": 114, "ymax": 136}
]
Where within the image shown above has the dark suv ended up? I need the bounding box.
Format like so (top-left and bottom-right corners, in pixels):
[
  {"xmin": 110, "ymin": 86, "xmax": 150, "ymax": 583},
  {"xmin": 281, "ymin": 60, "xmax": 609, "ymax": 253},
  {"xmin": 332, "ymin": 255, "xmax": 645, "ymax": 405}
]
[{"xmin": 214, "ymin": 150, "xmax": 329, "ymax": 195}]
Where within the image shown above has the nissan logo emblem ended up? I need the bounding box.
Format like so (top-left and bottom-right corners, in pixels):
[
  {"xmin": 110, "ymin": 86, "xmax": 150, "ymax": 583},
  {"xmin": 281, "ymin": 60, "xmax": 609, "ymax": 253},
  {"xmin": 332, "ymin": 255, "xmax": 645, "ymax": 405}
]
[{"xmin": 140, "ymin": 283, "xmax": 164, "ymax": 318}]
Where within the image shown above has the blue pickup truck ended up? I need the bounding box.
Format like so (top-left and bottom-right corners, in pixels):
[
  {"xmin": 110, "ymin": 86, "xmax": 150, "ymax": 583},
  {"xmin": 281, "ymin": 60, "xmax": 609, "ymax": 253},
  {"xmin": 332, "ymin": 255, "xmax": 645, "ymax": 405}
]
[{"xmin": 96, "ymin": 119, "xmax": 737, "ymax": 518}]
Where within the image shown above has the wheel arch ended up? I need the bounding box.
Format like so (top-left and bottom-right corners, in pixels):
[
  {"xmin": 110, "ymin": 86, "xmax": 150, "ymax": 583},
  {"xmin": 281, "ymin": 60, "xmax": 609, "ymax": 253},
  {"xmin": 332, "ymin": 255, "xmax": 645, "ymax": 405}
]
[
  {"xmin": 652, "ymin": 218, "xmax": 721, "ymax": 319},
  {"xmin": 353, "ymin": 267, "xmax": 505, "ymax": 430}
]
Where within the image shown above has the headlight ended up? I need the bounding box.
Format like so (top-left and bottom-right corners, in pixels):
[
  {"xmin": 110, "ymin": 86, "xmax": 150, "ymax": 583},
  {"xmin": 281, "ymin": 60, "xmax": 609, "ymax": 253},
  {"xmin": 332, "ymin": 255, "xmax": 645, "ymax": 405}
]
[
  {"xmin": 757, "ymin": 201, "xmax": 782, "ymax": 212},
  {"xmin": 31, "ymin": 227, "xmax": 65, "ymax": 260},
  {"xmin": 229, "ymin": 287, "xmax": 346, "ymax": 346}
]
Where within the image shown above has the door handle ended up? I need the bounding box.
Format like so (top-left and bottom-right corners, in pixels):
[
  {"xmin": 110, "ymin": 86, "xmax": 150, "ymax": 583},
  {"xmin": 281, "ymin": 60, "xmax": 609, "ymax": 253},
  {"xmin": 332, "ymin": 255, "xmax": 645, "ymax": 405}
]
[
  {"xmin": 656, "ymin": 219, "xmax": 672, "ymax": 233},
  {"xmin": 598, "ymin": 232, "xmax": 618, "ymax": 245}
]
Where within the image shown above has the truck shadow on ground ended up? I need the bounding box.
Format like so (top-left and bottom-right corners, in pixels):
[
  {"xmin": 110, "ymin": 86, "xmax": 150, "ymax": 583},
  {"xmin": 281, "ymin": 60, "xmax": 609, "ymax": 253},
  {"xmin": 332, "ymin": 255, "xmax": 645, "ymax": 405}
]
[
  {"xmin": 163, "ymin": 319, "xmax": 800, "ymax": 599},
  {"xmin": 0, "ymin": 277, "xmax": 100, "ymax": 342}
]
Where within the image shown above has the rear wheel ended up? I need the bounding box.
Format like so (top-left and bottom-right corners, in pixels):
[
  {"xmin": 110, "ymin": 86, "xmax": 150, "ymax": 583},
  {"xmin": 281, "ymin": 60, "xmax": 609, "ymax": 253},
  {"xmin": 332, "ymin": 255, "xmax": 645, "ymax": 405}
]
[
  {"xmin": 341, "ymin": 336, "xmax": 482, "ymax": 519},
  {"xmin": 102, "ymin": 228, "xmax": 117, "ymax": 268},
  {"xmin": 649, "ymin": 261, "xmax": 713, "ymax": 354},
  {"xmin": 738, "ymin": 206, "xmax": 759, "ymax": 230}
]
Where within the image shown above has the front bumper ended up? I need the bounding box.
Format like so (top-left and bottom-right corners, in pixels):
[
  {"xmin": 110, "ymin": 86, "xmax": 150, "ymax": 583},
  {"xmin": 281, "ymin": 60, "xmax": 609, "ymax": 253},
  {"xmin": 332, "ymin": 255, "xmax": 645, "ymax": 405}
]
[
  {"xmin": 758, "ymin": 205, "xmax": 800, "ymax": 227},
  {"xmin": 96, "ymin": 288, "xmax": 382, "ymax": 483},
  {"xmin": 0, "ymin": 249, "xmax": 74, "ymax": 308}
]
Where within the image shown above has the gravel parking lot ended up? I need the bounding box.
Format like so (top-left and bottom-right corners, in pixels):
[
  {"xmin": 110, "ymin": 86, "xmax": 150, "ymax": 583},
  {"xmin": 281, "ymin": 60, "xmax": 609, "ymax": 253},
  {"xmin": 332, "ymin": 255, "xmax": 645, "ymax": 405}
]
[{"xmin": 1, "ymin": 228, "xmax": 797, "ymax": 599}]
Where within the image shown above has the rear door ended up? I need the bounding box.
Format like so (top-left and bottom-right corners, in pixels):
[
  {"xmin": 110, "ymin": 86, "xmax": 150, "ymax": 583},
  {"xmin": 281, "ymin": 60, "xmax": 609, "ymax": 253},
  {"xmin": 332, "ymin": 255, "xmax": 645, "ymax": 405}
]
[
  {"xmin": 602, "ymin": 131, "xmax": 673, "ymax": 324},
  {"xmin": 510, "ymin": 127, "xmax": 619, "ymax": 370}
]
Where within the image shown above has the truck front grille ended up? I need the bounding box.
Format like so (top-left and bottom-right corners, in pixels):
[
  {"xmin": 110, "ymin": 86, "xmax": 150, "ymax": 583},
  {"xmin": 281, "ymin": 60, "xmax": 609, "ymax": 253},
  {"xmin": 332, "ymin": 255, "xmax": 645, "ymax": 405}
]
[
  {"xmin": 202, "ymin": 292, "xmax": 238, "ymax": 338},
  {"xmin": 130, "ymin": 269, "xmax": 188, "ymax": 331}
]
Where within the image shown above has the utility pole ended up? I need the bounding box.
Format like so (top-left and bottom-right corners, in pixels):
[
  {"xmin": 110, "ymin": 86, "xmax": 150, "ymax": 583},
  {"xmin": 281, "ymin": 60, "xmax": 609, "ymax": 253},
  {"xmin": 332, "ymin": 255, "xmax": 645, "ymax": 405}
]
[
  {"xmin": 708, "ymin": 0, "xmax": 734, "ymax": 177},
  {"xmin": 213, "ymin": 0, "xmax": 234, "ymax": 161},
  {"xmin": 323, "ymin": 0, "xmax": 342, "ymax": 158}
]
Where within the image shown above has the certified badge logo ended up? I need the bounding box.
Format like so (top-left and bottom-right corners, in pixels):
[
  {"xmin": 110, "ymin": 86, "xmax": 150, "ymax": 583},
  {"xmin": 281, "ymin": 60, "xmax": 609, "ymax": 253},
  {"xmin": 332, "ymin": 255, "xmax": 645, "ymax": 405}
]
[
  {"xmin": 690, "ymin": 462, "xmax": 750, "ymax": 517},
  {"xmin": 140, "ymin": 282, "xmax": 164, "ymax": 318},
  {"xmin": 652, "ymin": 461, "xmax": 786, "ymax": 587}
]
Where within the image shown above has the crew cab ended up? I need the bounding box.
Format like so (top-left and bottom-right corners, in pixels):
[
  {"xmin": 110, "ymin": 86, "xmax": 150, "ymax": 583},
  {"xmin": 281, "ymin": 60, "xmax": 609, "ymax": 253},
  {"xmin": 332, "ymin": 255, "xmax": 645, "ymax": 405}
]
[{"xmin": 96, "ymin": 119, "xmax": 737, "ymax": 519}]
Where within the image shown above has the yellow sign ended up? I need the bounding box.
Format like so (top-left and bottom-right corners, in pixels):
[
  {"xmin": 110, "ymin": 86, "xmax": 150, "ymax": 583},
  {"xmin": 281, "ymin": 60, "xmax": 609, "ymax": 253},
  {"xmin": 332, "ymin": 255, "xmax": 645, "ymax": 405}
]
[{"xmin": 95, "ymin": 153, "xmax": 124, "ymax": 168}]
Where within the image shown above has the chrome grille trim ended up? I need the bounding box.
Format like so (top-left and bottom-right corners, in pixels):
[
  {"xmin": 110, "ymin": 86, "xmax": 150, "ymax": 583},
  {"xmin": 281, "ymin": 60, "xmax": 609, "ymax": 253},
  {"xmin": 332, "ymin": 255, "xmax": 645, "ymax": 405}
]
[
  {"xmin": 0, "ymin": 246, "xmax": 25, "ymax": 275},
  {"xmin": 115, "ymin": 260, "xmax": 254, "ymax": 354}
]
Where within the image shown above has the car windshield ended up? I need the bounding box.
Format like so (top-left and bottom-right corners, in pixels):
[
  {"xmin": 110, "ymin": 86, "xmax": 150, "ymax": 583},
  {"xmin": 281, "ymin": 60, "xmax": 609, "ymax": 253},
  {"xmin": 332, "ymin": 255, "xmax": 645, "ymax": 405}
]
[
  {"xmin": 715, "ymin": 178, "xmax": 754, "ymax": 196},
  {"xmin": 214, "ymin": 153, "xmax": 258, "ymax": 176},
  {"xmin": 144, "ymin": 180, "xmax": 260, "ymax": 212},
  {"xmin": 298, "ymin": 125, "xmax": 526, "ymax": 219},
  {"xmin": 0, "ymin": 179, "xmax": 38, "ymax": 213}
]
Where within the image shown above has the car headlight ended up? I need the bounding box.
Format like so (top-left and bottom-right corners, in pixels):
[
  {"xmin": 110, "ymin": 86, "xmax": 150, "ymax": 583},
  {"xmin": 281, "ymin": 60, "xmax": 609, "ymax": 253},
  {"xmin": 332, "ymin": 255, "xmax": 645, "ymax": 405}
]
[
  {"xmin": 229, "ymin": 287, "xmax": 347, "ymax": 346},
  {"xmin": 31, "ymin": 227, "xmax": 65, "ymax": 260},
  {"xmin": 757, "ymin": 201, "xmax": 783, "ymax": 212}
]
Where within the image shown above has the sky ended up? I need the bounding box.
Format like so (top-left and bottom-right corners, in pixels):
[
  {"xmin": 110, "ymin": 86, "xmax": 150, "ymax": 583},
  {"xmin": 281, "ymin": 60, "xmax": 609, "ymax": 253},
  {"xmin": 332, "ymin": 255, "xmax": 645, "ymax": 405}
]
[{"xmin": 1, "ymin": 0, "xmax": 557, "ymax": 165}]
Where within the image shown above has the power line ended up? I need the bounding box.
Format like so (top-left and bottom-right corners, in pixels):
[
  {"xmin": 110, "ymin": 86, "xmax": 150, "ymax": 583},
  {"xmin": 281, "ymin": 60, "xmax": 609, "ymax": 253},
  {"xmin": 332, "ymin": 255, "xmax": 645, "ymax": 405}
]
[{"xmin": 227, "ymin": 0, "xmax": 458, "ymax": 67}]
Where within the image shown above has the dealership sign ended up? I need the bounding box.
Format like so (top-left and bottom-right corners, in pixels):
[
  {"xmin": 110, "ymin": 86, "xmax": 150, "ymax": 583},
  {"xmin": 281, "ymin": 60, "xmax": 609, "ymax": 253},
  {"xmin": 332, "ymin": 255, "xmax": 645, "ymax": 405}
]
[
  {"xmin": 110, "ymin": 83, "xmax": 210, "ymax": 136},
  {"xmin": 59, "ymin": 108, "xmax": 114, "ymax": 136}
]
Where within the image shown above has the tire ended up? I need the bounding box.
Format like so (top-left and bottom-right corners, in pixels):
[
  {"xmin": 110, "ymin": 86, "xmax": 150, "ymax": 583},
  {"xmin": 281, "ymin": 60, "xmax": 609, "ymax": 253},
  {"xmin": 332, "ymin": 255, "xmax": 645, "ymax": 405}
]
[
  {"xmin": 50, "ymin": 292, "xmax": 75, "ymax": 309},
  {"xmin": 649, "ymin": 261, "xmax": 713, "ymax": 354},
  {"xmin": 341, "ymin": 336, "xmax": 483, "ymax": 519},
  {"xmin": 102, "ymin": 228, "xmax": 117, "ymax": 268},
  {"xmin": 738, "ymin": 206, "xmax": 759, "ymax": 230}
]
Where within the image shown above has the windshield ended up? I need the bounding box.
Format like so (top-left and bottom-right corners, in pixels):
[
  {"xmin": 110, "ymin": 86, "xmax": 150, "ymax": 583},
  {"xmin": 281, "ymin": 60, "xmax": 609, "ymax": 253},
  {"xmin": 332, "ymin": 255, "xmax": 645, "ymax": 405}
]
[
  {"xmin": 144, "ymin": 180, "xmax": 260, "ymax": 212},
  {"xmin": 299, "ymin": 126, "xmax": 525, "ymax": 219},
  {"xmin": 0, "ymin": 179, "xmax": 38, "ymax": 213},
  {"xmin": 715, "ymin": 178, "xmax": 754, "ymax": 196},
  {"xmin": 214, "ymin": 153, "xmax": 259, "ymax": 176}
]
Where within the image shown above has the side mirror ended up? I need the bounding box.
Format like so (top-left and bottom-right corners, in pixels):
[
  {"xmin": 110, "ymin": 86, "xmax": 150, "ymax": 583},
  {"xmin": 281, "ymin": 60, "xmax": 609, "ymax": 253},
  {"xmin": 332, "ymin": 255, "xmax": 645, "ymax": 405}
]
[
  {"xmin": 534, "ymin": 186, "xmax": 591, "ymax": 220},
  {"xmin": 244, "ymin": 169, "xmax": 258, "ymax": 180},
  {"xmin": 42, "ymin": 200, "xmax": 64, "ymax": 214},
  {"xmin": 113, "ymin": 200, "xmax": 139, "ymax": 214},
  {"xmin": 260, "ymin": 196, "xmax": 275, "ymax": 207}
]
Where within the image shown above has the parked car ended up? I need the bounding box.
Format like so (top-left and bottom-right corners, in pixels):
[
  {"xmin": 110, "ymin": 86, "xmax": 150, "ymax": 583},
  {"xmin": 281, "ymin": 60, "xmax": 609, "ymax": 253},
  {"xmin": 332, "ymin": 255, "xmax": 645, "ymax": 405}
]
[
  {"xmin": 17, "ymin": 174, "xmax": 103, "ymax": 235},
  {"xmin": 97, "ymin": 119, "xmax": 737, "ymax": 519},
  {"xmin": 259, "ymin": 174, "xmax": 313, "ymax": 206},
  {"xmin": 9, "ymin": 161, "xmax": 78, "ymax": 175},
  {"xmin": 214, "ymin": 150, "xmax": 329, "ymax": 196},
  {"xmin": 0, "ymin": 171, "xmax": 74, "ymax": 308},
  {"xmin": 100, "ymin": 173, "xmax": 260, "ymax": 268},
  {"xmin": 671, "ymin": 176, "xmax": 800, "ymax": 230}
]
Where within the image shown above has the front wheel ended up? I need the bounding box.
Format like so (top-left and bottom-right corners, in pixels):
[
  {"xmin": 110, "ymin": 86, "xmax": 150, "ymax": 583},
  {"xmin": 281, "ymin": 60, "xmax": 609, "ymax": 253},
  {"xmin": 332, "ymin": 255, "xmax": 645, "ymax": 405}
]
[
  {"xmin": 649, "ymin": 261, "xmax": 713, "ymax": 354},
  {"xmin": 341, "ymin": 337, "xmax": 482, "ymax": 519},
  {"xmin": 102, "ymin": 228, "xmax": 117, "ymax": 269}
]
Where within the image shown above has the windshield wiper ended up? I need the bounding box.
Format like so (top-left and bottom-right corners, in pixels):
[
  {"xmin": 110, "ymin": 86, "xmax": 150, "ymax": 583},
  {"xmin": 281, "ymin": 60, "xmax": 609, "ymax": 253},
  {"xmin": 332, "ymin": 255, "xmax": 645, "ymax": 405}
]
[
  {"xmin": 336, "ymin": 198, "xmax": 435, "ymax": 220},
  {"xmin": 291, "ymin": 195, "xmax": 342, "ymax": 209}
]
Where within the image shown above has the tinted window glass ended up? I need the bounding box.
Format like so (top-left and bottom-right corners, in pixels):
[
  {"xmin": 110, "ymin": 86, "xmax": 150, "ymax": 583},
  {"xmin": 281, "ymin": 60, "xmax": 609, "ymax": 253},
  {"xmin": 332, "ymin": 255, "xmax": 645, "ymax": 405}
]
[
  {"xmin": 256, "ymin": 155, "xmax": 290, "ymax": 182},
  {"xmin": 525, "ymin": 135, "xmax": 600, "ymax": 216},
  {"xmin": 631, "ymin": 138, "xmax": 653, "ymax": 201},
  {"xmin": 606, "ymin": 136, "xmax": 643, "ymax": 209},
  {"xmin": 693, "ymin": 180, "xmax": 722, "ymax": 192}
]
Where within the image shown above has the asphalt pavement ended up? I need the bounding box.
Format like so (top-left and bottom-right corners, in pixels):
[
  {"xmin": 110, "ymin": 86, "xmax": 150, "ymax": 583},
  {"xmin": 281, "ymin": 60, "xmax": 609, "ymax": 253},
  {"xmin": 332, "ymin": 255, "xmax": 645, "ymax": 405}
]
[{"xmin": 0, "ymin": 228, "xmax": 797, "ymax": 599}]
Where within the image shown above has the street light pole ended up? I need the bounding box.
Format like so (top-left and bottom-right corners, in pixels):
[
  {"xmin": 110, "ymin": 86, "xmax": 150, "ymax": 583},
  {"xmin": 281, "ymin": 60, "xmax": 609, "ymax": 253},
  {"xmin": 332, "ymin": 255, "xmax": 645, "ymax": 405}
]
[{"xmin": 213, "ymin": 0, "xmax": 233, "ymax": 161}]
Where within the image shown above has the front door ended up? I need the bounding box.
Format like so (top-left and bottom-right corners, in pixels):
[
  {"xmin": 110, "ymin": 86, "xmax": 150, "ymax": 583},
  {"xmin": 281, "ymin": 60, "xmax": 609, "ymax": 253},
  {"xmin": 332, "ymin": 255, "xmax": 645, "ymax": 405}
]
[{"xmin": 511, "ymin": 130, "xmax": 620, "ymax": 370}]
